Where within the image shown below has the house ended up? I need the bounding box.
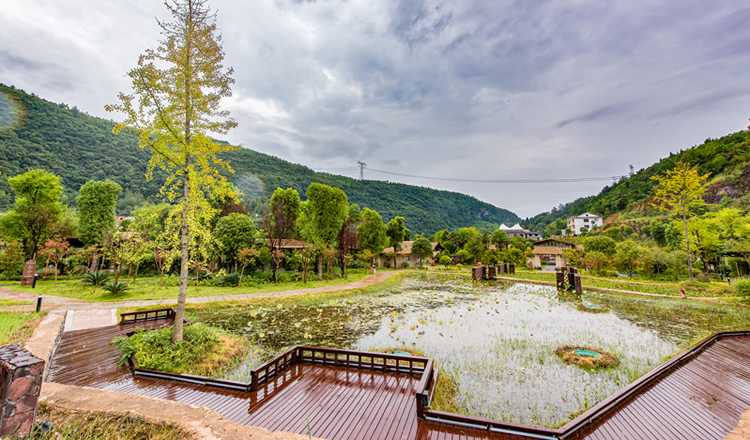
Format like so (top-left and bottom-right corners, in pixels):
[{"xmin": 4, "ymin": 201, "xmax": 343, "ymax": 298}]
[
  {"xmin": 497, "ymin": 224, "xmax": 542, "ymax": 241},
  {"xmin": 566, "ymin": 213, "xmax": 602, "ymax": 235},
  {"xmin": 376, "ymin": 241, "xmax": 438, "ymax": 268},
  {"xmin": 528, "ymin": 238, "xmax": 582, "ymax": 269}
]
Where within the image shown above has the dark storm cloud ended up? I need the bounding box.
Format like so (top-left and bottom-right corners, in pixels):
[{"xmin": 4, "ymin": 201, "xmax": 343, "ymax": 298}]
[
  {"xmin": 557, "ymin": 104, "xmax": 629, "ymax": 128},
  {"xmin": 3, "ymin": 0, "xmax": 750, "ymax": 218}
]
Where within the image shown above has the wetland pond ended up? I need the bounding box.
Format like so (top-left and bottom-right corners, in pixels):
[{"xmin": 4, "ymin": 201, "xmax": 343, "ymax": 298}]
[{"xmin": 192, "ymin": 273, "xmax": 750, "ymax": 428}]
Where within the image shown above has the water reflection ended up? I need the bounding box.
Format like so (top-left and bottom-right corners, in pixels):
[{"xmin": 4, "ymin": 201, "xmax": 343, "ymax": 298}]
[{"xmin": 193, "ymin": 273, "xmax": 750, "ymax": 427}]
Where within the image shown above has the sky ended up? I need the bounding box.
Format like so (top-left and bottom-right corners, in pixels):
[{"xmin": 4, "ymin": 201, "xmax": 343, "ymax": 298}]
[{"xmin": 2, "ymin": 0, "xmax": 750, "ymax": 219}]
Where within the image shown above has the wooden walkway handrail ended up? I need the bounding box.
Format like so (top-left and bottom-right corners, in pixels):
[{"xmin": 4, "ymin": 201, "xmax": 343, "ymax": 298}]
[
  {"xmin": 297, "ymin": 346, "xmax": 429, "ymax": 374},
  {"xmin": 251, "ymin": 346, "xmax": 298, "ymax": 390},
  {"xmin": 120, "ymin": 307, "xmax": 175, "ymax": 324}
]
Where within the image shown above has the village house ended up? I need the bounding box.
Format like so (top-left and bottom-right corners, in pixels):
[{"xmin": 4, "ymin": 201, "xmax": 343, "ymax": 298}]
[
  {"xmin": 565, "ymin": 212, "xmax": 603, "ymax": 235},
  {"xmin": 376, "ymin": 241, "xmax": 438, "ymax": 268},
  {"xmin": 528, "ymin": 238, "xmax": 582, "ymax": 270},
  {"xmin": 497, "ymin": 223, "xmax": 542, "ymax": 241}
]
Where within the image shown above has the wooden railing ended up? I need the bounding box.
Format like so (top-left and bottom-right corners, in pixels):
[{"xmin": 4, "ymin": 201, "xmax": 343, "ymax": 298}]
[
  {"xmin": 296, "ymin": 346, "xmax": 429, "ymax": 375},
  {"xmin": 120, "ymin": 308, "xmax": 176, "ymax": 324},
  {"xmin": 251, "ymin": 346, "xmax": 298, "ymax": 390}
]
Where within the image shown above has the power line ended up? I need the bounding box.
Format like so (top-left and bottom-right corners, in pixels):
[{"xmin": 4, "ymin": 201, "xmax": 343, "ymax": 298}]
[{"xmin": 365, "ymin": 168, "xmax": 628, "ymax": 184}]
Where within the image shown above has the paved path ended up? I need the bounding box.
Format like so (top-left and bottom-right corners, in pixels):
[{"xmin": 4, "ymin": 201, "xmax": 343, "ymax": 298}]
[{"xmin": 0, "ymin": 271, "xmax": 401, "ymax": 331}]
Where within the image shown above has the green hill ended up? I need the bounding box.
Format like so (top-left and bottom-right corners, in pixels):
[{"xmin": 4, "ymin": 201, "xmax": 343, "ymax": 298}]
[
  {"xmin": 0, "ymin": 84, "xmax": 519, "ymax": 235},
  {"xmin": 523, "ymin": 129, "xmax": 750, "ymax": 234}
]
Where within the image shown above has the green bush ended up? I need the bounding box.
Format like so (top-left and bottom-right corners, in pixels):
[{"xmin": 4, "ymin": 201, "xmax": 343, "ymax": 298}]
[
  {"xmin": 112, "ymin": 323, "xmax": 221, "ymax": 372},
  {"xmin": 402, "ymin": 262, "xmax": 410, "ymax": 268},
  {"xmin": 734, "ymin": 280, "xmax": 750, "ymax": 297},
  {"xmin": 101, "ymin": 281, "xmax": 132, "ymax": 295},
  {"xmin": 439, "ymin": 256, "xmax": 452, "ymax": 266},
  {"xmin": 85, "ymin": 271, "xmax": 110, "ymax": 286},
  {"xmin": 212, "ymin": 273, "xmax": 240, "ymax": 287}
]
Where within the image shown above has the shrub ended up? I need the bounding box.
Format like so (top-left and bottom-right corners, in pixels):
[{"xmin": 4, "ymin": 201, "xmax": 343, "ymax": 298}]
[
  {"xmin": 112, "ymin": 323, "xmax": 221, "ymax": 372},
  {"xmin": 101, "ymin": 282, "xmax": 132, "ymax": 295},
  {"xmin": 439, "ymin": 256, "xmax": 452, "ymax": 266},
  {"xmin": 696, "ymin": 273, "xmax": 710, "ymax": 283},
  {"xmin": 85, "ymin": 271, "xmax": 110, "ymax": 286},
  {"xmin": 384, "ymin": 261, "xmax": 391, "ymax": 268},
  {"xmin": 735, "ymin": 280, "xmax": 750, "ymax": 297},
  {"xmin": 402, "ymin": 262, "xmax": 410, "ymax": 268},
  {"xmin": 212, "ymin": 273, "xmax": 240, "ymax": 287}
]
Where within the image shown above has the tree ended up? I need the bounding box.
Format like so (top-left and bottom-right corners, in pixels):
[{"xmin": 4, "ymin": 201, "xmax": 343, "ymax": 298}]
[
  {"xmin": 0, "ymin": 242, "xmax": 24, "ymax": 281},
  {"xmin": 0, "ymin": 170, "xmax": 64, "ymax": 260},
  {"xmin": 298, "ymin": 183, "xmax": 348, "ymax": 280},
  {"xmin": 615, "ymin": 240, "xmax": 641, "ymax": 276},
  {"xmin": 386, "ymin": 217, "xmax": 408, "ymax": 267},
  {"xmin": 411, "ymin": 236, "xmax": 433, "ymax": 267},
  {"xmin": 263, "ymin": 187, "xmax": 301, "ymax": 281},
  {"xmin": 77, "ymin": 179, "xmax": 122, "ymax": 271},
  {"xmin": 584, "ymin": 236, "xmax": 617, "ymax": 257},
  {"xmin": 357, "ymin": 208, "xmax": 387, "ymax": 260},
  {"xmin": 491, "ymin": 229, "xmax": 510, "ymax": 251},
  {"xmin": 106, "ymin": 0, "xmax": 237, "ymax": 342},
  {"xmin": 214, "ymin": 213, "xmax": 256, "ymax": 272},
  {"xmin": 236, "ymin": 247, "xmax": 259, "ymax": 286},
  {"xmin": 651, "ymin": 161, "xmax": 709, "ymax": 281},
  {"xmin": 337, "ymin": 204, "xmax": 360, "ymax": 277},
  {"xmin": 584, "ymin": 251, "xmax": 608, "ymax": 275},
  {"xmin": 38, "ymin": 238, "xmax": 69, "ymax": 285}
]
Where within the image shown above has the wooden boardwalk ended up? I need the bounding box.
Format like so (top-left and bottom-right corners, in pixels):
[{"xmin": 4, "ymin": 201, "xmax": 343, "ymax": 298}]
[{"xmin": 47, "ymin": 314, "xmax": 750, "ymax": 440}]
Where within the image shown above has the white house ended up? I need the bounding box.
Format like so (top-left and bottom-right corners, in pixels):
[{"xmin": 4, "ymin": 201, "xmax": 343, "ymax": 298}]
[
  {"xmin": 566, "ymin": 213, "xmax": 603, "ymax": 235},
  {"xmin": 498, "ymin": 224, "xmax": 542, "ymax": 241}
]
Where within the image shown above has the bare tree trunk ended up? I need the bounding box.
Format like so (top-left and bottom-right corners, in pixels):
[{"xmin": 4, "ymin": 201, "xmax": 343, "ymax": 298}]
[
  {"xmin": 318, "ymin": 254, "xmax": 323, "ymax": 281},
  {"xmin": 133, "ymin": 263, "xmax": 139, "ymax": 283},
  {"xmin": 173, "ymin": 160, "xmax": 191, "ymax": 343},
  {"xmin": 682, "ymin": 204, "xmax": 694, "ymax": 281}
]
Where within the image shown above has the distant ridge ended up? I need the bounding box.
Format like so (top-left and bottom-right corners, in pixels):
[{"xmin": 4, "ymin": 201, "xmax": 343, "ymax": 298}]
[{"xmin": 0, "ymin": 84, "xmax": 520, "ymax": 235}]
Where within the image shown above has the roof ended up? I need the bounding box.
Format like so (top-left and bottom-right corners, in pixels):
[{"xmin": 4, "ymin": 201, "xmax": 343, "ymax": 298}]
[
  {"xmin": 533, "ymin": 238, "xmax": 579, "ymax": 249},
  {"xmin": 498, "ymin": 223, "xmax": 528, "ymax": 232},
  {"xmin": 381, "ymin": 241, "xmax": 438, "ymax": 255},
  {"xmin": 264, "ymin": 239, "xmax": 308, "ymax": 249},
  {"xmin": 532, "ymin": 246, "xmax": 564, "ymax": 255},
  {"xmin": 568, "ymin": 212, "xmax": 602, "ymax": 220}
]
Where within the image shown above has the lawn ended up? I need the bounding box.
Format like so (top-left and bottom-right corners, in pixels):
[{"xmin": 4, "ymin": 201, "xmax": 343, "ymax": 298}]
[
  {"xmin": 0, "ymin": 311, "xmax": 46, "ymax": 345},
  {"xmin": 11, "ymin": 272, "xmax": 373, "ymax": 302},
  {"xmin": 0, "ymin": 298, "xmax": 33, "ymax": 306}
]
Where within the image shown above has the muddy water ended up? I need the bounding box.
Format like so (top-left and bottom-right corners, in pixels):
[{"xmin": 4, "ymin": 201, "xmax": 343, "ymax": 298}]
[{"xmin": 194, "ymin": 273, "xmax": 750, "ymax": 427}]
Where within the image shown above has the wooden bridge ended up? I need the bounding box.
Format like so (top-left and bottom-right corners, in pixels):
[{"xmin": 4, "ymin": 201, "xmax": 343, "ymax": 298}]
[{"xmin": 47, "ymin": 308, "xmax": 750, "ymax": 439}]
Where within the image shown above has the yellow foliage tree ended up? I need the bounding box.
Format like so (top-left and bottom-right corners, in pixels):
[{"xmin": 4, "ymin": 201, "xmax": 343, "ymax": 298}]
[
  {"xmin": 106, "ymin": 0, "xmax": 237, "ymax": 341},
  {"xmin": 650, "ymin": 161, "xmax": 709, "ymax": 281}
]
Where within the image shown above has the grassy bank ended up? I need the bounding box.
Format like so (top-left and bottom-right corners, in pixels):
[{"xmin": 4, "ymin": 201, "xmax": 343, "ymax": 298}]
[
  {"xmin": 0, "ymin": 311, "xmax": 46, "ymax": 345},
  {"xmin": 15, "ymin": 401, "xmax": 194, "ymax": 440},
  {"xmin": 503, "ymin": 271, "xmax": 737, "ymax": 298},
  {"xmin": 11, "ymin": 272, "xmax": 372, "ymax": 302}
]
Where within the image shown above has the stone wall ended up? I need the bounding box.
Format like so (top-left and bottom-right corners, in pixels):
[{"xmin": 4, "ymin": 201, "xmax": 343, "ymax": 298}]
[{"xmin": 0, "ymin": 345, "xmax": 44, "ymax": 437}]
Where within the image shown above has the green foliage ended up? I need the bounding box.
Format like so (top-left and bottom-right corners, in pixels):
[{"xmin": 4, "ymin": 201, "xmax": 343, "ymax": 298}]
[
  {"xmin": 386, "ymin": 216, "xmax": 408, "ymax": 253},
  {"xmin": 112, "ymin": 323, "xmax": 221, "ymax": 372},
  {"xmin": 439, "ymin": 255, "xmax": 452, "ymax": 265},
  {"xmin": 77, "ymin": 179, "xmax": 122, "ymax": 245},
  {"xmin": 300, "ymin": 183, "xmax": 349, "ymax": 248},
  {"xmin": 85, "ymin": 271, "xmax": 110, "ymax": 286},
  {"xmin": 213, "ymin": 213, "xmax": 257, "ymax": 264},
  {"xmin": 0, "ymin": 169, "xmax": 65, "ymax": 260},
  {"xmin": 734, "ymin": 280, "xmax": 750, "ymax": 297},
  {"xmin": 101, "ymin": 281, "xmax": 132, "ymax": 295},
  {"xmin": 357, "ymin": 208, "xmax": 387, "ymax": 255},
  {"xmin": 584, "ymin": 236, "xmax": 617, "ymax": 256},
  {"xmin": 411, "ymin": 236, "xmax": 433, "ymax": 266},
  {"xmin": 0, "ymin": 242, "xmax": 24, "ymax": 281}
]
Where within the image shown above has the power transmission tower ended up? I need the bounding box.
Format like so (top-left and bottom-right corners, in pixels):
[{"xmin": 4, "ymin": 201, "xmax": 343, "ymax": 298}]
[
  {"xmin": 629, "ymin": 164, "xmax": 634, "ymax": 177},
  {"xmin": 357, "ymin": 161, "xmax": 367, "ymax": 180}
]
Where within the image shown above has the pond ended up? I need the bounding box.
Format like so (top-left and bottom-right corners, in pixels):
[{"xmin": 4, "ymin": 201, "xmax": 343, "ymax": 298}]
[{"xmin": 192, "ymin": 273, "xmax": 750, "ymax": 428}]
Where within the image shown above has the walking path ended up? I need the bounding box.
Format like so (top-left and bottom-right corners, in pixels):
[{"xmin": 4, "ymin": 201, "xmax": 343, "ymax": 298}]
[{"xmin": 0, "ymin": 271, "xmax": 400, "ymax": 331}]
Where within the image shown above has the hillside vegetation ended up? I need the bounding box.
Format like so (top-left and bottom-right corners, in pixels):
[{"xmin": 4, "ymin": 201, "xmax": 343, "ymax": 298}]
[
  {"xmin": 0, "ymin": 84, "xmax": 518, "ymax": 234},
  {"xmin": 525, "ymin": 129, "xmax": 750, "ymax": 234}
]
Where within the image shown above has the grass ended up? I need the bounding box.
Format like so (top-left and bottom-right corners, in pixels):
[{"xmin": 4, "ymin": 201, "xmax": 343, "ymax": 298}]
[
  {"xmin": 119, "ymin": 271, "xmax": 411, "ymax": 317},
  {"xmin": 502, "ymin": 271, "xmax": 738, "ymax": 298},
  {"xmin": 112, "ymin": 323, "xmax": 246, "ymax": 376},
  {"xmin": 0, "ymin": 311, "xmax": 46, "ymax": 345},
  {"xmin": 13, "ymin": 401, "xmax": 194, "ymax": 440},
  {"xmin": 11, "ymin": 272, "xmax": 372, "ymax": 302},
  {"xmin": 0, "ymin": 298, "xmax": 33, "ymax": 306}
]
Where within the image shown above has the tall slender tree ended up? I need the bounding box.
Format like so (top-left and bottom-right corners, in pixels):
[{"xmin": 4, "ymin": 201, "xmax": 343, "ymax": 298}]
[
  {"xmin": 106, "ymin": 0, "xmax": 237, "ymax": 342},
  {"xmin": 651, "ymin": 161, "xmax": 709, "ymax": 281},
  {"xmin": 77, "ymin": 179, "xmax": 121, "ymax": 272}
]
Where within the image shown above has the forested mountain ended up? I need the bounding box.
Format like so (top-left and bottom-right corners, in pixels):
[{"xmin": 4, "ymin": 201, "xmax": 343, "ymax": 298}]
[
  {"xmin": 524, "ymin": 129, "xmax": 750, "ymax": 234},
  {"xmin": 0, "ymin": 84, "xmax": 519, "ymax": 235}
]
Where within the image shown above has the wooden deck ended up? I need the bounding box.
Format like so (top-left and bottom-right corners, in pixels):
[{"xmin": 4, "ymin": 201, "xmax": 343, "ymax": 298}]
[{"xmin": 46, "ymin": 314, "xmax": 750, "ymax": 440}]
